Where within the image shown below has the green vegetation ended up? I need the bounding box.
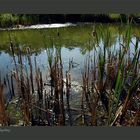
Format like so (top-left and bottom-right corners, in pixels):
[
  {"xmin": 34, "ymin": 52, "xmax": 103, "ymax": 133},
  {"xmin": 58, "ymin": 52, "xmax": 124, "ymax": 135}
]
[
  {"xmin": 0, "ymin": 23, "xmax": 140, "ymax": 53},
  {"xmin": 0, "ymin": 14, "xmax": 39, "ymax": 27},
  {"xmin": 0, "ymin": 21, "xmax": 140, "ymax": 126}
]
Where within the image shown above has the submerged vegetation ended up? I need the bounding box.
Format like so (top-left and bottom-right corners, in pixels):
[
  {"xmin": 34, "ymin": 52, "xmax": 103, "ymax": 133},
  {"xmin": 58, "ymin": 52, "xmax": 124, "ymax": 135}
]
[{"xmin": 0, "ymin": 20, "xmax": 140, "ymax": 126}]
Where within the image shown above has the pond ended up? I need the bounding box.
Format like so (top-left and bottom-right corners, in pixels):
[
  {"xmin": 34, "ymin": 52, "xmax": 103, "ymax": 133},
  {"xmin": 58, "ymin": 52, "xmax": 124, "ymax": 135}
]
[
  {"xmin": 0, "ymin": 23, "xmax": 140, "ymax": 89},
  {"xmin": 0, "ymin": 23, "xmax": 140, "ymax": 81},
  {"xmin": 0, "ymin": 23, "xmax": 140, "ymax": 126}
]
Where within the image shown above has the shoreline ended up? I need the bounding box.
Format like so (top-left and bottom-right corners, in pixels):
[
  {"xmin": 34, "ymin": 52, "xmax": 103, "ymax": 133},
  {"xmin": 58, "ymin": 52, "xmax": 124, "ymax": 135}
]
[{"xmin": 0, "ymin": 23, "xmax": 77, "ymax": 31}]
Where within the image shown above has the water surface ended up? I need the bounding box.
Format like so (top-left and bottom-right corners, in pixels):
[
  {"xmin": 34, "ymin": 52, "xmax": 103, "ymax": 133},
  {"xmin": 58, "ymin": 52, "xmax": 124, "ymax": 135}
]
[{"xmin": 0, "ymin": 23, "xmax": 140, "ymax": 91}]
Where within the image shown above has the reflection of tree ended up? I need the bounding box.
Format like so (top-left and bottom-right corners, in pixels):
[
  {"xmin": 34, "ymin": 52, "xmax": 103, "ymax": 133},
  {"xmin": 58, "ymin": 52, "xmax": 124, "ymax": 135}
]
[
  {"xmin": 97, "ymin": 25, "xmax": 118, "ymax": 48},
  {"xmin": 80, "ymin": 48, "xmax": 88, "ymax": 55},
  {"xmin": 0, "ymin": 23, "xmax": 138, "ymax": 56}
]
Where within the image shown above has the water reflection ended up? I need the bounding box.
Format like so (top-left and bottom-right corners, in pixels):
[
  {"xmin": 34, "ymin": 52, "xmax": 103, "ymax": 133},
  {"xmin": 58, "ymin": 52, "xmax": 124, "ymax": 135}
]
[{"xmin": 0, "ymin": 23, "xmax": 140, "ymax": 82}]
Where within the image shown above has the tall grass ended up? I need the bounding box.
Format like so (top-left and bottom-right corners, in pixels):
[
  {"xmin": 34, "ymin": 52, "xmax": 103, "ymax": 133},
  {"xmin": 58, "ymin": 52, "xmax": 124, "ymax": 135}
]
[
  {"xmin": 0, "ymin": 22, "xmax": 140, "ymax": 126},
  {"xmin": 0, "ymin": 83, "xmax": 9, "ymax": 126}
]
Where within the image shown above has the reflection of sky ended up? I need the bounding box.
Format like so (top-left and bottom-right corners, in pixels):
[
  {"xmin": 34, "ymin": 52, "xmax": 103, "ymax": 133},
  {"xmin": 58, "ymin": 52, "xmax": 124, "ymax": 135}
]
[
  {"xmin": 61, "ymin": 47, "xmax": 85, "ymax": 82},
  {"xmin": 0, "ymin": 47, "xmax": 86, "ymax": 82},
  {"xmin": 0, "ymin": 52, "xmax": 13, "ymax": 75},
  {"xmin": 0, "ymin": 46, "xmax": 95, "ymax": 84}
]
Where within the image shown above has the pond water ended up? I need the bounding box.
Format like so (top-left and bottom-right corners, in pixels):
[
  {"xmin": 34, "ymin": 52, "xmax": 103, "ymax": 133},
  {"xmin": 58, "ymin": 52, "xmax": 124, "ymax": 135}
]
[{"xmin": 0, "ymin": 23, "xmax": 140, "ymax": 99}]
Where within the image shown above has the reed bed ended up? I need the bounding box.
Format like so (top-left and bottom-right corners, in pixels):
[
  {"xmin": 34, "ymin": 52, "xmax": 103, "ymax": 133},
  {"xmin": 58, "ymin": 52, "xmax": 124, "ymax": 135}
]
[{"xmin": 0, "ymin": 23, "xmax": 140, "ymax": 126}]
